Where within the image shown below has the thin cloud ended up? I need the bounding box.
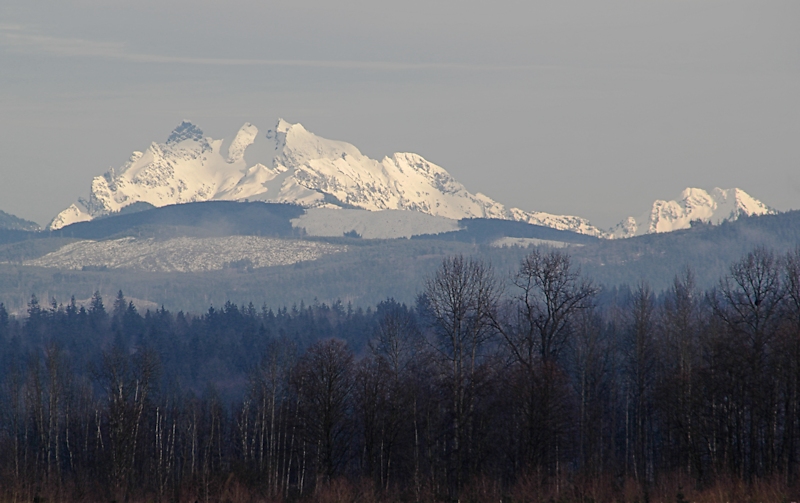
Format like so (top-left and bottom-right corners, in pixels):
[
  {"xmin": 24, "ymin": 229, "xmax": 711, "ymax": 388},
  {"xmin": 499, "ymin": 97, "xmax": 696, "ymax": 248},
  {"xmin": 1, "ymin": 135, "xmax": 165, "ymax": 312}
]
[
  {"xmin": 3, "ymin": 29, "xmax": 127, "ymax": 59},
  {"xmin": 0, "ymin": 25, "xmax": 534, "ymax": 72}
]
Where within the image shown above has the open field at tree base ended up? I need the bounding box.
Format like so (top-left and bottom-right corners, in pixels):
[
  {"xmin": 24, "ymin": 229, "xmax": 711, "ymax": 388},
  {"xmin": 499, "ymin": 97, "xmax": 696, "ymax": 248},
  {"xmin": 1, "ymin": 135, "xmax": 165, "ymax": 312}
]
[{"xmin": 3, "ymin": 472, "xmax": 800, "ymax": 502}]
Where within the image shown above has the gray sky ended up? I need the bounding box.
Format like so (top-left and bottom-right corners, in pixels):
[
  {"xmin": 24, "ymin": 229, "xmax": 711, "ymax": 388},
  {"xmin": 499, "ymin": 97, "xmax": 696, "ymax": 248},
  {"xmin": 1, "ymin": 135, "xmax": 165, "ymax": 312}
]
[{"xmin": 1, "ymin": 0, "xmax": 798, "ymax": 228}]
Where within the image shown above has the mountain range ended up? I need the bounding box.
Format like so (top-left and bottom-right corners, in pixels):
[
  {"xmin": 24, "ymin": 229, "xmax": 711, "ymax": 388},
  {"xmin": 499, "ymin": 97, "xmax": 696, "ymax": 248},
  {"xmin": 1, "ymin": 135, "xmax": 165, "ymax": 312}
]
[{"xmin": 47, "ymin": 120, "xmax": 775, "ymax": 238}]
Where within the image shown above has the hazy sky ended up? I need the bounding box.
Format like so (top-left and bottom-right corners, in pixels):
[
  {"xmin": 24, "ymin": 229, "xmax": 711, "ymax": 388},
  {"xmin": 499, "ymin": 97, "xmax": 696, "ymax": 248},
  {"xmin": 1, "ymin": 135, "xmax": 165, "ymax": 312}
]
[{"xmin": 1, "ymin": 0, "xmax": 798, "ymax": 228}]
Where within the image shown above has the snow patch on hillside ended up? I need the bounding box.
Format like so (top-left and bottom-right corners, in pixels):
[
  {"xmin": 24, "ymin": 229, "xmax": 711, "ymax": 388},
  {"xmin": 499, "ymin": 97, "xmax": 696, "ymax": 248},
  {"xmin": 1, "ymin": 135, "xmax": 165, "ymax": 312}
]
[{"xmin": 22, "ymin": 236, "xmax": 346, "ymax": 272}]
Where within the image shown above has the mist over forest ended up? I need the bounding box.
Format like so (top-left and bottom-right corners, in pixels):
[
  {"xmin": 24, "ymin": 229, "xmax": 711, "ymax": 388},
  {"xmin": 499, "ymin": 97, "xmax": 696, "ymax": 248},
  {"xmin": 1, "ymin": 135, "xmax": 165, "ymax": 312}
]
[{"xmin": 1, "ymin": 202, "xmax": 799, "ymax": 315}]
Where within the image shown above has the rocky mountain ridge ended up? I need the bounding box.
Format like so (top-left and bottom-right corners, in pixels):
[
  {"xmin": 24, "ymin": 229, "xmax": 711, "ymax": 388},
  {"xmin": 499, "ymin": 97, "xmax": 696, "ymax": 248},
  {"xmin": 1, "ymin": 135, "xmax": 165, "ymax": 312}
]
[
  {"xmin": 47, "ymin": 120, "xmax": 605, "ymax": 235},
  {"xmin": 611, "ymin": 187, "xmax": 774, "ymax": 238}
]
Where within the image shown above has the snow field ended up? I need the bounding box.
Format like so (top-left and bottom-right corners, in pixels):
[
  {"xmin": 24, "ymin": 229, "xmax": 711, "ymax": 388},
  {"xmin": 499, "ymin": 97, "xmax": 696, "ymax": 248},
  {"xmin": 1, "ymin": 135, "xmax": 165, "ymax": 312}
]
[{"xmin": 22, "ymin": 236, "xmax": 347, "ymax": 273}]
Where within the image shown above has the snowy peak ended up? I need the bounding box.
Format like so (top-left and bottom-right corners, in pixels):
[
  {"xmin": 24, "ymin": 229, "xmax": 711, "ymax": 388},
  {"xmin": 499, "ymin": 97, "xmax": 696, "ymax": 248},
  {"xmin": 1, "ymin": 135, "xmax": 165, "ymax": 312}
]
[
  {"xmin": 166, "ymin": 121, "xmax": 205, "ymax": 145},
  {"xmin": 275, "ymin": 118, "xmax": 294, "ymax": 135},
  {"xmin": 226, "ymin": 123, "xmax": 258, "ymax": 163},
  {"xmin": 49, "ymin": 203, "xmax": 92, "ymax": 230},
  {"xmin": 611, "ymin": 187, "xmax": 774, "ymax": 238},
  {"xmin": 710, "ymin": 187, "xmax": 771, "ymax": 219}
]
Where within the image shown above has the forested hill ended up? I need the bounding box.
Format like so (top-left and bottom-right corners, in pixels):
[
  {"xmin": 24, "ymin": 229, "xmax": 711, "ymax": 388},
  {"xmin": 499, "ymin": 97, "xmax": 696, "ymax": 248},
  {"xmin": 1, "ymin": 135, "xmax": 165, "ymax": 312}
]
[
  {"xmin": 0, "ymin": 209, "xmax": 39, "ymax": 231},
  {"xmin": 574, "ymin": 209, "xmax": 800, "ymax": 288},
  {"xmin": 415, "ymin": 217, "xmax": 600, "ymax": 245},
  {"xmin": 51, "ymin": 201, "xmax": 306, "ymax": 239},
  {"xmin": 0, "ymin": 201, "xmax": 306, "ymax": 245}
]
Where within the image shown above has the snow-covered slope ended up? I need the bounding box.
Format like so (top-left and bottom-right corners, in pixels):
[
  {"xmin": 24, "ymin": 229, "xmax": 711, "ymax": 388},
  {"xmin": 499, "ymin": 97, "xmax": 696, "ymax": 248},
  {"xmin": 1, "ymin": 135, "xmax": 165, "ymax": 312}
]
[
  {"xmin": 22, "ymin": 236, "xmax": 346, "ymax": 273},
  {"xmin": 610, "ymin": 188, "xmax": 774, "ymax": 238},
  {"xmin": 49, "ymin": 120, "xmax": 605, "ymax": 236}
]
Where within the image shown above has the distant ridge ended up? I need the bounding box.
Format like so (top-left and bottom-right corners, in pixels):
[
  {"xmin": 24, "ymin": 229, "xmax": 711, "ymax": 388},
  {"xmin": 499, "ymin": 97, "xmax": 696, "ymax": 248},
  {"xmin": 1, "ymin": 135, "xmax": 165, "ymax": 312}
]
[
  {"xmin": 0, "ymin": 209, "xmax": 40, "ymax": 231},
  {"xmin": 50, "ymin": 200, "xmax": 599, "ymax": 245},
  {"xmin": 52, "ymin": 201, "xmax": 305, "ymax": 240},
  {"xmin": 413, "ymin": 218, "xmax": 599, "ymax": 245}
]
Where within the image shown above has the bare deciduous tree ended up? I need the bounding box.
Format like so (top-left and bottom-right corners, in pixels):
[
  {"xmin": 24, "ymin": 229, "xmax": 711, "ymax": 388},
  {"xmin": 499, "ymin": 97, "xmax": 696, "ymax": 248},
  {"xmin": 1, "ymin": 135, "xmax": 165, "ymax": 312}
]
[
  {"xmin": 624, "ymin": 283, "xmax": 657, "ymax": 486},
  {"xmin": 422, "ymin": 255, "xmax": 500, "ymax": 497},
  {"xmin": 96, "ymin": 346, "xmax": 159, "ymax": 502},
  {"xmin": 712, "ymin": 247, "xmax": 785, "ymax": 478},
  {"xmin": 293, "ymin": 338, "xmax": 354, "ymax": 489},
  {"xmin": 658, "ymin": 269, "xmax": 705, "ymax": 480},
  {"xmin": 497, "ymin": 249, "xmax": 596, "ymax": 478}
]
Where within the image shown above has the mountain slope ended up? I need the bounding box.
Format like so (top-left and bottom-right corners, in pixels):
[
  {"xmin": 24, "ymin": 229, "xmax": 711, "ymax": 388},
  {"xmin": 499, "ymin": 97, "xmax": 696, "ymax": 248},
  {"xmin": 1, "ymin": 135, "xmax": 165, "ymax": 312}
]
[
  {"xmin": 0, "ymin": 209, "xmax": 40, "ymax": 231},
  {"xmin": 610, "ymin": 187, "xmax": 774, "ymax": 238},
  {"xmin": 24, "ymin": 236, "xmax": 346, "ymax": 273},
  {"xmin": 50, "ymin": 201, "xmax": 304, "ymax": 240},
  {"xmin": 50, "ymin": 120, "xmax": 605, "ymax": 236}
]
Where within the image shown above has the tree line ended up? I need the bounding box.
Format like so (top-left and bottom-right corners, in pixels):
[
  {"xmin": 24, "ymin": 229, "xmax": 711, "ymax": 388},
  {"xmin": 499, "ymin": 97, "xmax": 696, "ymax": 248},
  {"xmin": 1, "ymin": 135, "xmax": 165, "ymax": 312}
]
[{"xmin": 1, "ymin": 246, "xmax": 800, "ymax": 502}]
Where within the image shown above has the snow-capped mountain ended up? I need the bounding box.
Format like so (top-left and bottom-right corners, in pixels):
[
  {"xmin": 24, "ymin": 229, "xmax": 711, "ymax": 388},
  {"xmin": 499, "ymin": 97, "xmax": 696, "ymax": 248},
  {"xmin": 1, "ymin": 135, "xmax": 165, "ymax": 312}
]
[
  {"xmin": 49, "ymin": 121, "xmax": 776, "ymax": 239},
  {"xmin": 610, "ymin": 187, "xmax": 774, "ymax": 238},
  {"xmin": 49, "ymin": 120, "xmax": 604, "ymax": 236}
]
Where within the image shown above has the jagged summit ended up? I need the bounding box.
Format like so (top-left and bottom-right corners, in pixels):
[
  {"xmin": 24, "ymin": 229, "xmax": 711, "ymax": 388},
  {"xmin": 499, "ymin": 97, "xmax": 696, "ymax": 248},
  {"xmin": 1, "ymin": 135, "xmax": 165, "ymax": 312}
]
[
  {"xmin": 610, "ymin": 187, "xmax": 774, "ymax": 238},
  {"xmin": 226, "ymin": 123, "xmax": 258, "ymax": 163},
  {"xmin": 275, "ymin": 118, "xmax": 294, "ymax": 134},
  {"xmin": 49, "ymin": 120, "xmax": 605, "ymax": 235},
  {"xmin": 166, "ymin": 121, "xmax": 205, "ymax": 144}
]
